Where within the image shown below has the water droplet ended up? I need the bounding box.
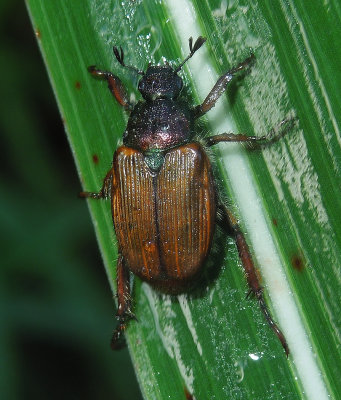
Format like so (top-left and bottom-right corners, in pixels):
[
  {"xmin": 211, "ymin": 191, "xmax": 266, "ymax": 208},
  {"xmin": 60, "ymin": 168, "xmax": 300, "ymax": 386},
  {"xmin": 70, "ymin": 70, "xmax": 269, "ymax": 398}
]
[
  {"xmin": 248, "ymin": 352, "xmax": 262, "ymax": 361},
  {"xmin": 234, "ymin": 360, "xmax": 244, "ymax": 383}
]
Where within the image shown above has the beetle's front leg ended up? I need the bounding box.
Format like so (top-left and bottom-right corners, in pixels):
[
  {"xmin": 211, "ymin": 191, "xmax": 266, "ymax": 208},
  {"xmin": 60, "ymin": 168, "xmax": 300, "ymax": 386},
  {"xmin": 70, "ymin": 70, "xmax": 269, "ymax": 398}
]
[
  {"xmin": 88, "ymin": 66, "xmax": 133, "ymax": 111},
  {"xmin": 111, "ymin": 254, "xmax": 136, "ymax": 350},
  {"xmin": 218, "ymin": 204, "xmax": 289, "ymax": 357},
  {"xmin": 79, "ymin": 169, "xmax": 113, "ymax": 200},
  {"xmin": 193, "ymin": 54, "xmax": 255, "ymax": 118}
]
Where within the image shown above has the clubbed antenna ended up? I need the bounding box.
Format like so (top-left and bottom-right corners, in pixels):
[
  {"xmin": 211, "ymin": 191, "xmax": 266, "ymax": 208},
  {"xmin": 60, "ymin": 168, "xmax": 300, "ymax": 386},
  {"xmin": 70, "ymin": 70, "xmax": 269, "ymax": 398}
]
[
  {"xmin": 175, "ymin": 36, "xmax": 207, "ymax": 73},
  {"xmin": 113, "ymin": 46, "xmax": 144, "ymax": 75}
]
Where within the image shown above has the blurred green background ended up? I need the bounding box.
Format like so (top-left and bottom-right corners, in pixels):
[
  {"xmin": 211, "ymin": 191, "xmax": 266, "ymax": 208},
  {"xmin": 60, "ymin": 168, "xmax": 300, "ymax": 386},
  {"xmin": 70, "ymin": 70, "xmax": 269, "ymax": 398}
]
[{"xmin": 0, "ymin": 1, "xmax": 142, "ymax": 399}]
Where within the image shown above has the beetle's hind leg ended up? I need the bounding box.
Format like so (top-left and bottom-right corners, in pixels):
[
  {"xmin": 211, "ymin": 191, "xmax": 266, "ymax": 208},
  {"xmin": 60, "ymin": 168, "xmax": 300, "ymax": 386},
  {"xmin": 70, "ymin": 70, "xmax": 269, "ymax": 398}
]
[
  {"xmin": 218, "ymin": 204, "xmax": 289, "ymax": 357},
  {"xmin": 111, "ymin": 254, "xmax": 136, "ymax": 350}
]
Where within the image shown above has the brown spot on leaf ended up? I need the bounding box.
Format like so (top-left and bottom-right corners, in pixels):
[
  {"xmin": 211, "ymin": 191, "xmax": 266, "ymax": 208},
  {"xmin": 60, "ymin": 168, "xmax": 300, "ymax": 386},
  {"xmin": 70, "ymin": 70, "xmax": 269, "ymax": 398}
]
[{"xmin": 291, "ymin": 253, "xmax": 305, "ymax": 272}]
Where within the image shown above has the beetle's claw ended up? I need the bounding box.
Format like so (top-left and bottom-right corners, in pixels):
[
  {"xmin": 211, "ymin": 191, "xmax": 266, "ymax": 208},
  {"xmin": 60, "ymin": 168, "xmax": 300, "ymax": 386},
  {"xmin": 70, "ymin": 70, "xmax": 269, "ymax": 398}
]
[
  {"xmin": 110, "ymin": 311, "xmax": 137, "ymax": 350},
  {"xmin": 111, "ymin": 325, "xmax": 126, "ymax": 350}
]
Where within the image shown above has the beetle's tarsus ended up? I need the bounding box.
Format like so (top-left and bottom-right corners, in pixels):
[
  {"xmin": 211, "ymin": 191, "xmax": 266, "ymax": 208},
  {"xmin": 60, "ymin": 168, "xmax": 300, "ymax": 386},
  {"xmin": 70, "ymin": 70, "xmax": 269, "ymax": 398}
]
[
  {"xmin": 254, "ymin": 289, "xmax": 290, "ymax": 358},
  {"xmin": 112, "ymin": 255, "xmax": 135, "ymax": 349},
  {"xmin": 228, "ymin": 52, "xmax": 255, "ymax": 75},
  {"xmin": 111, "ymin": 311, "xmax": 136, "ymax": 350},
  {"xmin": 111, "ymin": 323, "xmax": 126, "ymax": 350},
  {"xmin": 115, "ymin": 309, "xmax": 136, "ymax": 322},
  {"xmin": 253, "ymin": 116, "xmax": 298, "ymax": 149}
]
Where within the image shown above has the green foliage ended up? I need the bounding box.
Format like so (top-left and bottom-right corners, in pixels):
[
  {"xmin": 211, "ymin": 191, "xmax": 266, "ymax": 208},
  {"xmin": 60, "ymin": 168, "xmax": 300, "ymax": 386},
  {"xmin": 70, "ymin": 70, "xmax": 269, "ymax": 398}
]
[{"xmin": 25, "ymin": 0, "xmax": 341, "ymax": 399}]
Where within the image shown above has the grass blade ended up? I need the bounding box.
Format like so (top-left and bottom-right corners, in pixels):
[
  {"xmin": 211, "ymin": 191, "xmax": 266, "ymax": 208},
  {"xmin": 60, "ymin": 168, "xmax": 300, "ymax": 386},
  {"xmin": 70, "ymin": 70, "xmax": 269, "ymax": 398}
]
[{"xmin": 26, "ymin": 0, "xmax": 341, "ymax": 398}]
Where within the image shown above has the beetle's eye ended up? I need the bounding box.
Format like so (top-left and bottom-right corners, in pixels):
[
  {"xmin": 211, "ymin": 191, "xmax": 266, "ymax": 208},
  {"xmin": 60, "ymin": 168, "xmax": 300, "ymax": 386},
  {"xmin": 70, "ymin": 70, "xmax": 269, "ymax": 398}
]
[
  {"xmin": 175, "ymin": 75, "xmax": 183, "ymax": 92},
  {"xmin": 138, "ymin": 80, "xmax": 145, "ymax": 91}
]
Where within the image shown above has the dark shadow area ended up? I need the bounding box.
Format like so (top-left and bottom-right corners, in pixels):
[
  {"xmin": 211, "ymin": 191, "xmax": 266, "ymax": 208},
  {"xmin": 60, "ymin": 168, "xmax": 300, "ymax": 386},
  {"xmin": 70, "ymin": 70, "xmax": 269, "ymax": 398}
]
[{"xmin": 0, "ymin": 2, "xmax": 142, "ymax": 399}]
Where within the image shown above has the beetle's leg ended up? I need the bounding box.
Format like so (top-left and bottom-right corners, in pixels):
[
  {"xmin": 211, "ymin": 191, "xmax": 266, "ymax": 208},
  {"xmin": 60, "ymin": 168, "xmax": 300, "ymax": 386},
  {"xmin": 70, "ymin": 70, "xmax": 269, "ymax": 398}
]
[
  {"xmin": 205, "ymin": 117, "xmax": 296, "ymax": 149},
  {"xmin": 79, "ymin": 171, "xmax": 135, "ymax": 349},
  {"xmin": 111, "ymin": 254, "xmax": 136, "ymax": 350},
  {"xmin": 79, "ymin": 169, "xmax": 113, "ymax": 200},
  {"xmin": 218, "ymin": 204, "xmax": 289, "ymax": 357},
  {"xmin": 88, "ymin": 66, "xmax": 133, "ymax": 111},
  {"xmin": 193, "ymin": 54, "xmax": 255, "ymax": 118}
]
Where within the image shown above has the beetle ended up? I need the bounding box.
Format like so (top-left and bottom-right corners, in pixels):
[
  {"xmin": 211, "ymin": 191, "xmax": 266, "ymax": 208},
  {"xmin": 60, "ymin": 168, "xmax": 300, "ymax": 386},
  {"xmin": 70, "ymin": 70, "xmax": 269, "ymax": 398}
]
[{"xmin": 80, "ymin": 36, "xmax": 291, "ymax": 356}]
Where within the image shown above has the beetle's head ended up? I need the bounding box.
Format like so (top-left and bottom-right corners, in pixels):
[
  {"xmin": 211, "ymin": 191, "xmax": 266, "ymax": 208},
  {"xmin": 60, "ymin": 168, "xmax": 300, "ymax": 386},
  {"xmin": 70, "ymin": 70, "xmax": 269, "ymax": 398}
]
[
  {"xmin": 113, "ymin": 36, "xmax": 206, "ymax": 101},
  {"xmin": 138, "ymin": 66, "xmax": 183, "ymax": 100}
]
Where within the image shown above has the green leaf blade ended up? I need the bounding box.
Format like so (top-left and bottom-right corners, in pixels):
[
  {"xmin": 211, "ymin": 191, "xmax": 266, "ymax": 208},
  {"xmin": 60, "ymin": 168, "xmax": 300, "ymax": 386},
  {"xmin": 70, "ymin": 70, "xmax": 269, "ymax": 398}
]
[{"xmin": 26, "ymin": 0, "xmax": 341, "ymax": 398}]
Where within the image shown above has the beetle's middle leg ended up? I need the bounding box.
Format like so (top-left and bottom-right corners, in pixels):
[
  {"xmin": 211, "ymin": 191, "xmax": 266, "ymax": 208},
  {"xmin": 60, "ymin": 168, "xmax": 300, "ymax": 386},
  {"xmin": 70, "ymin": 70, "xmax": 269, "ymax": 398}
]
[
  {"xmin": 205, "ymin": 117, "xmax": 296, "ymax": 148},
  {"xmin": 218, "ymin": 204, "xmax": 289, "ymax": 357}
]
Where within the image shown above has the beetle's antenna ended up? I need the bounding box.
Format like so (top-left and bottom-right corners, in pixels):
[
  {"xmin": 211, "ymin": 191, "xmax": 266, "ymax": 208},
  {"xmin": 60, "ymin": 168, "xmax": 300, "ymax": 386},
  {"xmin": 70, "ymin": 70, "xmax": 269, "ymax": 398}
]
[
  {"xmin": 113, "ymin": 46, "xmax": 145, "ymax": 75},
  {"xmin": 174, "ymin": 36, "xmax": 206, "ymax": 73}
]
